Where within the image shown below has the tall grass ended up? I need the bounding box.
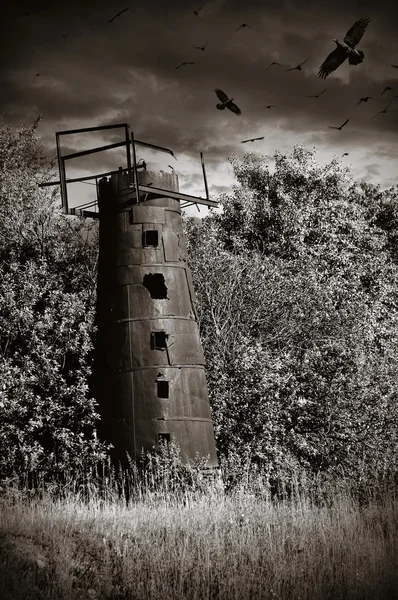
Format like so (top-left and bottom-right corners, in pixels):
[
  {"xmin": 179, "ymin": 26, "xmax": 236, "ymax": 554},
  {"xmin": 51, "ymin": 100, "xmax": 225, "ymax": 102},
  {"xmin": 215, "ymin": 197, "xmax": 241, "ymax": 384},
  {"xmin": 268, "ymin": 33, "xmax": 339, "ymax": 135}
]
[{"xmin": 1, "ymin": 474, "xmax": 397, "ymax": 600}]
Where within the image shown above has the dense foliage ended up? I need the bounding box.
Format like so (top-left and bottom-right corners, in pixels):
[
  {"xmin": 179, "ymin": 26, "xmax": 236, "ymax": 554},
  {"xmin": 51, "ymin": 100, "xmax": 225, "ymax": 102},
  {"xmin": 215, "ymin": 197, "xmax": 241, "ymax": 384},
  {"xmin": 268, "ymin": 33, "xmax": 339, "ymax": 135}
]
[
  {"xmin": 1, "ymin": 119, "xmax": 397, "ymax": 491},
  {"xmin": 0, "ymin": 118, "xmax": 105, "ymax": 482},
  {"xmin": 185, "ymin": 148, "xmax": 398, "ymax": 488}
]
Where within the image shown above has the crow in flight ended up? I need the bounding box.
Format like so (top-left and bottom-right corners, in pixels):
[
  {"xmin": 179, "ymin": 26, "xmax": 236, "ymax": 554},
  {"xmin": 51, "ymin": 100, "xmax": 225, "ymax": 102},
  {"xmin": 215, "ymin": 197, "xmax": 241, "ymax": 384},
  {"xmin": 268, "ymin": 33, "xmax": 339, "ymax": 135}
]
[
  {"xmin": 372, "ymin": 103, "xmax": 393, "ymax": 118},
  {"xmin": 265, "ymin": 62, "xmax": 282, "ymax": 70},
  {"xmin": 175, "ymin": 61, "xmax": 195, "ymax": 70},
  {"xmin": 265, "ymin": 104, "xmax": 277, "ymax": 109},
  {"xmin": 390, "ymin": 65, "xmax": 398, "ymax": 69},
  {"xmin": 241, "ymin": 137, "xmax": 265, "ymax": 143},
  {"xmin": 32, "ymin": 73, "xmax": 48, "ymax": 83},
  {"xmin": 357, "ymin": 96, "xmax": 373, "ymax": 104},
  {"xmin": 318, "ymin": 16, "xmax": 370, "ymax": 79},
  {"xmin": 193, "ymin": 41, "xmax": 207, "ymax": 51},
  {"xmin": 306, "ymin": 88, "xmax": 327, "ymax": 98},
  {"xmin": 286, "ymin": 58, "xmax": 308, "ymax": 71},
  {"xmin": 237, "ymin": 23, "xmax": 252, "ymax": 31},
  {"xmin": 18, "ymin": 9, "xmax": 44, "ymax": 17},
  {"xmin": 214, "ymin": 89, "xmax": 242, "ymax": 115},
  {"xmin": 108, "ymin": 8, "xmax": 129, "ymax": 23},
  {"xmin": 381, "ymin": 86, "xmax": 394, "ymax": 95},
  {"xmin": 329, "ymin": 118, "xmax": 349, "ymax": 130},
  {"xmin": 342, "ymin": 152, "xmax": 349, "ymax": 156},
  {"xmin": 193, "ymin": 5, "xmax": 204, "ymax": 16}
]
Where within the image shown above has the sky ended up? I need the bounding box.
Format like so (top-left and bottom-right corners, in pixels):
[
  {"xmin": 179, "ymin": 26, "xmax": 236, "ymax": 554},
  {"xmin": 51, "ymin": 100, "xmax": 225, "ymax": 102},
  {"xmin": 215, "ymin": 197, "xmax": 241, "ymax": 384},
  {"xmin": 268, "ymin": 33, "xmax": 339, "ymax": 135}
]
[{"xmin": 1, "ymin": 0, "xmax": 398, "ymax": 216}]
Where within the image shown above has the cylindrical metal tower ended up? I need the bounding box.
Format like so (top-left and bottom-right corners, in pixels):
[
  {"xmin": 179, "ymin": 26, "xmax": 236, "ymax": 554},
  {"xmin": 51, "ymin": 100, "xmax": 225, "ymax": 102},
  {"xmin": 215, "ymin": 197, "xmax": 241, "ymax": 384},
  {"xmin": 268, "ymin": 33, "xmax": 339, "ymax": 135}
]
[{"xmin": 95, "ymin": 168, "xmax": 218, "ymax": 468}]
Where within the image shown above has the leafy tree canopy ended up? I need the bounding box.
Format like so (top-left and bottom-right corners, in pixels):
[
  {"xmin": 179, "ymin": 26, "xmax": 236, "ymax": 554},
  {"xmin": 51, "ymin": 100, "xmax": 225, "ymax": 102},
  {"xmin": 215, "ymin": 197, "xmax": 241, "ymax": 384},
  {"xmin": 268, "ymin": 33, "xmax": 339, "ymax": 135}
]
[
  {"xmin": 0, "ymin": 117, "xmax": 104, "ymax": 482},
  {"xmin": 185, "ymin": 146, "xmax": 398, "ymax": 487}
]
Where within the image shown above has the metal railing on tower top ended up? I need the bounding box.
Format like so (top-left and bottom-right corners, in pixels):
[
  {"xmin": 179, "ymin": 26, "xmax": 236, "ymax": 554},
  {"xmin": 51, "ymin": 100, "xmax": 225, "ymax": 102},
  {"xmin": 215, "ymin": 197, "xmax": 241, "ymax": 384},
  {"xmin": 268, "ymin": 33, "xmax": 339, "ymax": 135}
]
[{"xmin": 39, "ymin": 122, "xmax": 218, "ymax": 216}]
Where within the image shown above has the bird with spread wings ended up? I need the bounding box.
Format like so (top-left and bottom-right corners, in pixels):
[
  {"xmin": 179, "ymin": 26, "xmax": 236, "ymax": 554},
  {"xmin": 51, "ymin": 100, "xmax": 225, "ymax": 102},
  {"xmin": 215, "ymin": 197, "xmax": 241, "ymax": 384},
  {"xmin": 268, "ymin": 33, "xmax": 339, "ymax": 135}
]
[
  {"xmin": 236, "ymin": 23, "xmax": 252, "ymax": 31},
  {"xmin": 214, "ymin": 89, "xmax": 242, "ymax": 115},
  {"xmin": 381, "ymin": 86, "xmax": 394, "ymax": 95},
  {"xmin": 372, "ymin": 101, "xmax": 395, "ymax": 118},
  {"xmin": 108, "ymin": 8, "xmax": 129, "ymax": 23},
  {"xmin": 265, "ymin": 62, "xmax": 282, "ymax": 70},
  {"xmin": 286, "ymin": 58, "xmax": 308, "ymax": 72},
  {"xmin": 357, "ymin": 96, "xmax": 373, "ymax": 104},
  {"xmin": 306, "ymin": 88, "xmax": 327, "ymax": 98},
  {"xmin": 241, "ymin": 137, "xmax": 265, "ymax": 143},
  {"xmin": 193, "ymin": 41, "xmax": 207, "ymax": 51},
  {"xmin": 318, "ymin": 16, "xmax": 370, "ymax": 79},
  {"xmin": 329, "ymin": 118, "xmax": 350, "ymax": 130},
  {"xmin": 175, "ymin": 61, "xmax": 195, "ymax": 70}
]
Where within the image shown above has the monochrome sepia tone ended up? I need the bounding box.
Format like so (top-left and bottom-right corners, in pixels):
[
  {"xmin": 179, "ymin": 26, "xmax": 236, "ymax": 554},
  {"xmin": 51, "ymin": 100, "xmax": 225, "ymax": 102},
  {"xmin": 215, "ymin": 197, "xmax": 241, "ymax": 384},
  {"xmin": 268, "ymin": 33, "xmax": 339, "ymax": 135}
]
[{"xmin": 1, "ymin": 0, "xmax": 398, "ymax": 597}]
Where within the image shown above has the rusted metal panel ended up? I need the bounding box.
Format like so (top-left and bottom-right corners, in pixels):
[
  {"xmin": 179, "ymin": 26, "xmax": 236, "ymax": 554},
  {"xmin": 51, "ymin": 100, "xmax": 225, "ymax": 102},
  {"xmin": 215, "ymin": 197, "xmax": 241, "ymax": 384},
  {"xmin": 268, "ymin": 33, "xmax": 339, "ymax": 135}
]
[
  {"xmin": 167, "ymin": 332, "xmax": 206, "ymax": 365},
  {"xmin": 128, "ymin": 319, "xmax": 206, "ymax": 368},
  {"xmin": 177, "ymin": 232, "xmax": 188, "ymax": 258},
  {"xmin": 105, "ymin": 322, "xmax": 133, "ymax": 371},
  {"xmin": 185, "ymin": 269, "xmax": 199, "ymax": 319},
  {"xmin": 134, "ymin": 419, "xmax": 217, "ymax": 463},
  {"xmin": 122, "ymin": 268, "xmax": 195, "ymax": 319},
  {"xmin": 116, "ymin": 228, "xmax": 144, "ymax": 249},
  {"xmin": 111, "ymin": 284, "xmax": 128, "ymax": 322},
  {"xmin": 143, "ymin": 197, "xmax": 181, "ymax": 210},
  {"xmin": 117, "ymin": 247, "xmax": 165, "ymax": 266},
  {"xmin": 132, "ymin": 367, "xmax": 213, "ymax": 420},
  {"xmin": 162, "ymin": 230, "xmax": 179, "ymax": 262},
  {"xmin": 131, "ymin": 205, "xmax": 165, "ymax": 224},
  {"xmin": 164, "ymin": 208, "xmax": 183, "ymax": 230}
]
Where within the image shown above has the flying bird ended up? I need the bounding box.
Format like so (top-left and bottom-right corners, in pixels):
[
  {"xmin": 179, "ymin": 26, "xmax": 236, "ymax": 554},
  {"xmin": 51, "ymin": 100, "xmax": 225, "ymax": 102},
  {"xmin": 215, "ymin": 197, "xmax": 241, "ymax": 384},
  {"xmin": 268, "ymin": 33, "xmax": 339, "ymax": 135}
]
[
  {"xmin": 357, "ymin": 96, "xmax": 373, "ymax": 104},
  {"xmin": 32, "ymin": 72, "xmax": 48, "ymax": 83},
  {"xmin": 214, "ymin": 88, "xmax": 242, "ymax": 115},
  {"xmin": 286, "ymin": 58, "xmax": 308, "ymax": 72},
  {"xmin": 18, "ymin": 9, "xmax": 44, "ymax": 17},
  {"xmin": 265, "ymin": 62, "xmax": 282, "ymax": 70},
  {"xmin": 265, "ymin": 104, "xmax": 277, "ymax": 109},
  {"xmin": 241, "ymin": 137, "xmax": 265, "ymax": 143},
  {"xmin": 236, "ymin": 23, "xmax": 252, "ymax": 31},
  {"xmin": 342, "ymin": 152, "xmax": 349, "ymax": 156},
  {"xmin": 381, "ymin": 86, "xmax": 394, "ymax": 95},
  {"xmin": 318, "ymin": 16, "xmax": 370, "ymax": 79},
  {"xmin": 193, "ymin": 5, "xmax": 204, "ymax": 16},
  {"xmin": 193, "ymin": 41, "xmax": 207, "ymax": 51},
  {"xmin": 168, "ymin": 165, "xmax": 175, "ymax": 171},
  {"xmin": 306, "ymin": 88, "xmax": 327, "ymax": 98},
  {"xmin": 108, "ymin": 8, "xmax": 129, "ymax": 23},
  {"xmin": 329, "ymin": 118, "xmax": 349, "ymax": 130},
  {"xmin": 372, "ymin": 103, "xmax": 393, "ymax": 118},
  {"xmin": 390, "ymin": 65, "xmax": 398, "ymax": 69},
  {"xmin": 175, "ymin": 61, "xmax": 195, "ymax": 70}
]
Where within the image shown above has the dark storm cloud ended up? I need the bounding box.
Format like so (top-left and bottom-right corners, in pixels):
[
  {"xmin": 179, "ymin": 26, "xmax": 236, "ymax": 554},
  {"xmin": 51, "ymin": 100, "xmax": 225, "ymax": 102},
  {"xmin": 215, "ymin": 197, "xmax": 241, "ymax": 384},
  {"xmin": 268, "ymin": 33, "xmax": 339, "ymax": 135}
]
[{"xmin": 1, "ymin": 0, "xmax": 397, "ymax": 189}]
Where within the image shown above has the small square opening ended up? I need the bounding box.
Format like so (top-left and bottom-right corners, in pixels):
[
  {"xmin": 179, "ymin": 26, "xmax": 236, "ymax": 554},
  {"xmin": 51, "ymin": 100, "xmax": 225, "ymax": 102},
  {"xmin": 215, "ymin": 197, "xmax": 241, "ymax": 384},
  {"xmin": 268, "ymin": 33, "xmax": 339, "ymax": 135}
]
[
  {"xmin": 158, "ymin": 433, "xmax": 171, "ymax": 445},
  {"xmin": 151, "ymin": 331, "xmax": 168, "ymax": 350},
  {"xmin": 157, "ymin": 380, "xmax": 169, "ymax": 399},
  {"xmin": 143, "ymin": 230, "xmax": 159, "ymax": 247}
]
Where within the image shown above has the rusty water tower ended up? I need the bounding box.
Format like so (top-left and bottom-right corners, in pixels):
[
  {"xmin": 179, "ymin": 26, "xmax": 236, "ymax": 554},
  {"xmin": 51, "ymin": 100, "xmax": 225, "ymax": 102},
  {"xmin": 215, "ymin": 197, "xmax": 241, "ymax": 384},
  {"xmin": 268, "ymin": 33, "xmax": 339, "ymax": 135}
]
[{"xmin": 42, "ymin": 124, "xmax": 218, "ymax": 469}]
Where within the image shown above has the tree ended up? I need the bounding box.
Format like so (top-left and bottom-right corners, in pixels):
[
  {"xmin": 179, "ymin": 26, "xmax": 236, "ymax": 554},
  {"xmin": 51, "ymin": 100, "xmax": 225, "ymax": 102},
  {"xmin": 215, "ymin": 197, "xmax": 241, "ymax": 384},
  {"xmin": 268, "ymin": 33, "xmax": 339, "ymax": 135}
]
[
  {"xmin": 184, "ymin": 146, "xmax": 398, "ymax": 488},
  {"xmin": 0, "ymin": 117, "xmax": 105, "ymax": 483}
]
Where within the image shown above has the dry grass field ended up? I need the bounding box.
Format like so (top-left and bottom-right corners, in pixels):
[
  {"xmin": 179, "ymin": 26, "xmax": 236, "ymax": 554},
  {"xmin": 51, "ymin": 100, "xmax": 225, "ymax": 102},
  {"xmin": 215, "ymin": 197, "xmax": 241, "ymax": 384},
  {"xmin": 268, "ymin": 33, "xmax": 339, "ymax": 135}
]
[{"xmin": 0, "ymin": 482, "xmax": 397, "ymax": 600}]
